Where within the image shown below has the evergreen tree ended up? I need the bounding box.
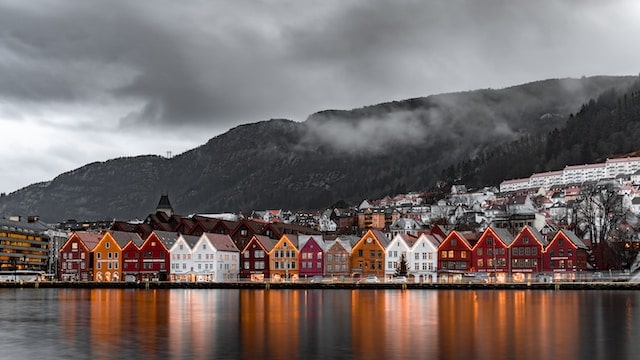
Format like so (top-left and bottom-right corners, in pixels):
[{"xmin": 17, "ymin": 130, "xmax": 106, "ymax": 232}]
[{"xmin": 395, "ymin": 253, "xmax": 408, "ymax": 277}]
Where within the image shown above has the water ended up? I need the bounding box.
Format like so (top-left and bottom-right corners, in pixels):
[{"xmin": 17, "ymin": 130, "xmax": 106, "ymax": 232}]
[{"xmin": 0, "ymin": 288, "xmax": 638, "ymax": 359}]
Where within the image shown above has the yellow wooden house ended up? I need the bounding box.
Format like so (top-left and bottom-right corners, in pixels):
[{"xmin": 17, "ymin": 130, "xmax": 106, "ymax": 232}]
[{"xmin": 268, "ymin": 234, "xmax": 299, "ymax": 282}]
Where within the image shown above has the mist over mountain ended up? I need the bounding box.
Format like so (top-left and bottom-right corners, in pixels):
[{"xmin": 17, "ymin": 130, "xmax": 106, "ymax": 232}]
[{"xmin": 1, "ymin": 75, "xmax": 637, "ymax": 222}]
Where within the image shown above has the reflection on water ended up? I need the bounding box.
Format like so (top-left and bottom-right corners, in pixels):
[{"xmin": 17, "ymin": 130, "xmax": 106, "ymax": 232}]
[{"xmin": 0, "ymin": 288, "xmax": 639, "ymax": 359}]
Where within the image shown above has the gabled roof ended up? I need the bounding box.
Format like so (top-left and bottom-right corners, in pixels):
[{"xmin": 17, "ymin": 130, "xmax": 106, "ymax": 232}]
[
  {"xmin": 439, "ymin": 230, "xmax": 475, "ymax": 250},
  {"xmin": 412, "ymin": 233, "xmax": 441, "ymax": 251},
  {"xmin": 516, "ymin": 225, "xmax": 548, "ymax": 247},
  {"xmin": 391, "ymin": 233, "xmax": 419, "ymax": 249},
  {"xmin": 488, "ymin": 226, "xmax": 515, "ymax": 247},
  {"xmin": 279, "ymin": 234, "xmax": 299, "ymax": 249},
  {"xmin": 202, "ymin": 233, "xmax": 239, "ymax": 252},
  {"xmin": 298, "ymin": 235, "xmax": 324, "ymax": 250},
  {"xmin": 370, "ymin": 229, "xmax": 391, "ymax": 248},
  {"xmin": 555, "ymin": 229, "xmax": 589, "ymax": 250},
  {"xmin": 242, "ymin": 235, "xmax": 278, "ymax": 253},
  {"xmin": 68, "ymin": 231, "xmax": 102, "ymax": 251},
  {"xmin": 107, "ymin": 230, "xmax": 144, "ymax": 248},
  {"xmin": 151, "ymin": 230, "xmax": 180, "ymax": 250},
  {"xmin": 179, "ymin": 234, "xmax": 200, "ymax": 249}
]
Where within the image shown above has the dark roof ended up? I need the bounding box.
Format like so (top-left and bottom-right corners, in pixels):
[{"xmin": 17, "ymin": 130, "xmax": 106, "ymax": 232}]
[
  {"xmin": 152, "ymin": 230, "xmax": 180, "ymax": 249},
  {"xmin": 156, "ymin": 194, "xmax": 173, "ymax": 210},
  {"xmin": 108, "ymin": 230, "xmax": 144, "ymax": 248},
  {"xmin": 203, "ymin": 233, "xmax": 239, "ymax": 252}
]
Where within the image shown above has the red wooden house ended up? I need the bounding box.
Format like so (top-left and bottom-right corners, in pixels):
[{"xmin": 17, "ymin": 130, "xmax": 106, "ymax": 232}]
[
  {"xmin": 240, "ymin": 235, "xmax": 277, "ymax": 281},
  {"xmin": 59, "ymin": 231, "xmax": 101, "ymax": 281},
  {"xmin": 137, "ymin": 231, "xmax": 178, "ymax": 281},
  {"xmin": 437, "ymin": 231, "xmax": 478, "ymax": 282},
  {"xmin": 298, "ymin": 235, "xmax": 325, "ymax": 279},
  {"xmin": 510, "ymin": 225, "xmax": 547, "ymax": 282},
  {"xmin": 543, "ymin": 229, "xmax": 589, "ymax": 281},
  {"xmin": 471, "ymin": 227, "xmax": 514, "ymax": 282},
  {"xmin": 122, "ymin": 238, "xmax": 142, "ymax": 282}
]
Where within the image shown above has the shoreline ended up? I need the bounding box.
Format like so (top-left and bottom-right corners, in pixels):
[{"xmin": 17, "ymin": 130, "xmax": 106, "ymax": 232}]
[{"xmin": 1, "ymin": 281, "xmax": 639, "ymax": 290}]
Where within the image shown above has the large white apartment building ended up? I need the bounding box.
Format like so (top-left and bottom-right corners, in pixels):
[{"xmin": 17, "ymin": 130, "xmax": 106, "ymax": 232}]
[{"xmin": 500, "ymin": 157, "xmax": 640, "ymax": 193}]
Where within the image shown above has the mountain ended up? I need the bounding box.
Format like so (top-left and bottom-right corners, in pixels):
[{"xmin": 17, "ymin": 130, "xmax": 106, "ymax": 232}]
[{"xmin": 1, "ymin": 75, "xmax": 637, "ymax": 222}]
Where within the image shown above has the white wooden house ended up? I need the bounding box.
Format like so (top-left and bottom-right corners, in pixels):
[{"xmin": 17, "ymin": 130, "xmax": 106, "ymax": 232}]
[
  {"xmin": 168, "ymin": 234, "xmax": 199, "ymax": 282},
  {"xmin": 410, "ymin": 233, "xmax": 440, "ymax": 283},
  {"xmin": 385, "ymin": 233, "xmax": 417, "ymax": 282},
  {"xmin": 204, "ymin": 232, "xmax": 240, "ymax": 282}
]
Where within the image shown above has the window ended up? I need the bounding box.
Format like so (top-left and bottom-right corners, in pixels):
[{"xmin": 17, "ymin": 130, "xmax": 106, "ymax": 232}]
[
  {"xmin": 511, "ymin": 248, "xmax": 518, "ymax": 256},
  {"xmin": 523, "ymin": 237, "xmax": 529, "ymax": 244},
  {"xmin": 105, "ymin": 242, "xmax": 110, "ymax": 249},
  {"xmin": 451, "ymin": 239, "xmax": 457, "ymax": 246},
  {"xmin": 478, "ymin": 248, "xmax": 483, "ymax": 256},
  {"xmin": 97, "ymin": 253, "xmax": 102, "ymax": 259},
  {"xmin": 478, "ymin": 259, "xmax": 484, "ymax": 267},
  {"xmin": 358, "ymin": 250, "xmax": 363, "ymax": 257},
  {"xmin": 441, "ymin": 250, "xmax": 447, "ymax": 258},
  {"xmin": 72, "ymin": 242, "xmax": 78, "ymax": 250},
  {"xmin": 461, "ymin": 251, "xmax": 467, "ymax": 259},
  {"xmin": 448, "ymin": 250, "xmax": 454, "ymax": 258}
]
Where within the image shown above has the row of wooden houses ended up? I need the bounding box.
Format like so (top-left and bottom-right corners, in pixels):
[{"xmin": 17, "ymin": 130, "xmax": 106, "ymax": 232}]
[{"xmin": 59, "ymin": 223, "xmax": 589, "ymax": 283}]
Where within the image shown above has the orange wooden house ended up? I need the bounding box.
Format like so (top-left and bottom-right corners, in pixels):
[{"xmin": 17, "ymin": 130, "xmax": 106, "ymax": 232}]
[
  {"xmin": 93, "ymin": 231, "xmax": 143, "ymax": 282},
  {"xmin": 349, "ymin": 229, "xmax": 390, "ymax": 279}
]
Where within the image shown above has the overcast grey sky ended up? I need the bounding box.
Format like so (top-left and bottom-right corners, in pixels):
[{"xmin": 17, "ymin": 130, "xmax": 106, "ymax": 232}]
[{"xmin": 1, "ymin": 0, "xmax": 639, "ymax": 194}]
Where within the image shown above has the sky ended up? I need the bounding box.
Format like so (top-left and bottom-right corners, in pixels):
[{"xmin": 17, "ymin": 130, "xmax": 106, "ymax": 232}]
[{"xmin": 1, "ymin": 0, "xmax": 639, "ymax": 194}]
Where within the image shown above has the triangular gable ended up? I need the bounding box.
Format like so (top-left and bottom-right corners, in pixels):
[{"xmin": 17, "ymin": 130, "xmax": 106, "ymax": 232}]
[
  {"xmin": 241, "ymin": 235, "xmax": 277, "ymax": 253},
  {"xmin": 61, "ymin": 231, "xmax": 101, "ymax": 253},
  {"xmin": 513, "ymin": 225, "xmax": 547, "ymax": 247},
  {"xmin": 411, "ymin": 233, "xmax": 440, "ymax": 252},
  {"xmin": 551, "ymin": 229, "xmax": 589, "ymax": 250},
  {"xmin": 439, "ymin": 231, "xmax": 473, "ymax": 251}
]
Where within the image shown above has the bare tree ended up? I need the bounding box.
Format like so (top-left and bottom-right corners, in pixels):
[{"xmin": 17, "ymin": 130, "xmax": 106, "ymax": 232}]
[{"xmin": 574, "ymin": 182, "xmax": 636, "ymax": 269}]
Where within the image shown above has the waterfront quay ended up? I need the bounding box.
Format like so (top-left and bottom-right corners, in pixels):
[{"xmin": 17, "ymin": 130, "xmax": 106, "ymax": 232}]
[{"xmin": 1, "ymin": 281, "xmax": 639, "ymax": 290}]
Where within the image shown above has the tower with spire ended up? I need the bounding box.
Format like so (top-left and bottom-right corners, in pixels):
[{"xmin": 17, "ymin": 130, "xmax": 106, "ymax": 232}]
[{"xmin": 156, "ymin": 194, "xmax": 174, "ymax": 217}]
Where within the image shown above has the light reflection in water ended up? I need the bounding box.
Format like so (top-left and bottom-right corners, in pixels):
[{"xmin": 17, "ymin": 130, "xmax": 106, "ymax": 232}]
[{"xmin": 0, "ymin": 289, "xmax": 639, "ymax": 359}]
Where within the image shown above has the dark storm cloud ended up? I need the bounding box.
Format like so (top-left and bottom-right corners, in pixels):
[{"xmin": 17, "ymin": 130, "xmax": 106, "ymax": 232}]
[{"xmin": 0, "ymin": 0, "xmax": 638, "ymax": 129}]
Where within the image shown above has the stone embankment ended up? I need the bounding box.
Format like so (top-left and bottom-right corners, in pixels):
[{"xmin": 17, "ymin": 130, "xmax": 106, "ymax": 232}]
[{"xmin": 0, "ymin": 281, "xmax": 639, "ymax": 290}]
